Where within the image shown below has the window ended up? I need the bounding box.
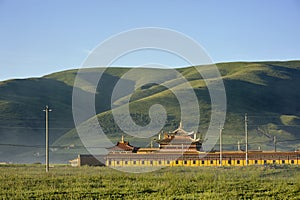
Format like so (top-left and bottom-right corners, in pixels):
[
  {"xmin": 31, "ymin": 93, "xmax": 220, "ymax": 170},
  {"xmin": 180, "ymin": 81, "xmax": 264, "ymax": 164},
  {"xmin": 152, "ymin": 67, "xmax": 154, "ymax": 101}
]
[
  {"xmin": 116, "ymin": 161, "xmax": 120, "ymax": 165},
  {"xmin": 210, "ymin": 160, "xmax": 213, "ymax": 164},
  {"xmin": 133, "ymin": 161, "xmax": 136, "ymax": 165},
  {"xmin": 184, "ymin": 160, "xmax": 187, "ymax": 165},
  {"xmin": 175, "ymin": 160, "xmax": 179, "ymax": 165},
  {"xmin": 291, "ymin": 160, "xmax": 295, "ymax": 164},
  {"xmin": 201, "ymin": 160, "xmax": 205, "ymax": 165},
  {"xmin": 237, "ymin": 160, "xmax": 240, "ymax": 165},
  {"xmin": 264, "ymin": 160, "xmax": 267, "ymax": 164},
  {"xmin": 125, "ymin": 161, "xmax": 128, "ymax": 165},
  {"xmin": 150, "ymin": 161, "xmax": 153, "ymax": 165},
  {"xmin": 273, "ymin": 160, "xmax": 276, "ymax": 164},
  {"xmin": 141, "ymin": 161, "xmax": 145, "ymax": 165},
  {"xmin": 282, "ymin": 160, "xmax": 285, "ymax": 164},
  {"xmin": 166, "ymin": 160, "xmax": 170, "ymax": 164},
  {"xmin": 108, "ymin": 161, "xmax": 111, "ymax": 165},
  {"xmin": 254, "ymin": 160, "xmax": 258, "ymax": 164},
  {"xmin": 158, "ymin": 161, "xmax": 162, "ymax": 165},
  {"xmin": 228, "ymin": 160, "xmax": 232, "ymax": 165},
  {"xmin": 193, "ymin": 160, "xmax": 196, "ymax": 165}
]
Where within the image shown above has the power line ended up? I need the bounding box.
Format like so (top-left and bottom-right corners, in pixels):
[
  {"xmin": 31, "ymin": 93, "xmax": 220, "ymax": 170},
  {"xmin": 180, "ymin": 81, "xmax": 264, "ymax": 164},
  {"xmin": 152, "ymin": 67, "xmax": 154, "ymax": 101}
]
[
  {"xmin": 249, "ymin": 124, "xmax": 300, "ymax": 127},
  {"xmin": 1, "ymin": 138, "xmax": 299, "ymax": 149},
  {"xmin": 0, "ymin": 143, "xmax": 45, "ymax": 148},
  {"xmin": 0, "ymin": 126, "xmax": 74, "ymax": 130},
  {"xmin": 246, "ymin": 115, "xmax": 282, "ymax": 117}
]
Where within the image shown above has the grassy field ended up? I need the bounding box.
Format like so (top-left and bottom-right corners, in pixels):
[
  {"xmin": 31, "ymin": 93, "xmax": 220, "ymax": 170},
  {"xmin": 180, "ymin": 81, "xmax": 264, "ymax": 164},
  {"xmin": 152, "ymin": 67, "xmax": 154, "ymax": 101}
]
[{"xmin": 1, "ymin": 165, "xmax": 300, "ymax": 199}]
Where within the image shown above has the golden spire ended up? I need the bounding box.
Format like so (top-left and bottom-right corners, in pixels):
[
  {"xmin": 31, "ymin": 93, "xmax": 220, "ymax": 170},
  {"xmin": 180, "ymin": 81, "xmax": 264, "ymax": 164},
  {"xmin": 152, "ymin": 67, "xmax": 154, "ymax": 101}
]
[{"xmin": 121, "ymin": 135, "xmax": 124, "ymax": 143}]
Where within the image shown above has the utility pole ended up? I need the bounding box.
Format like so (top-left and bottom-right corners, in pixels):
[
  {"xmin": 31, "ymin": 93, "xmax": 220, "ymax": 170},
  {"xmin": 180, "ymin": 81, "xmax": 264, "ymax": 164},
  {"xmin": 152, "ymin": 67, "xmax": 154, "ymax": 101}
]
[
  {"xmin": 274, "ymin": 136, "xmax": 277, "ymax": 152},
  {"xmin": 158, "ymin": 132, "xmax": 161, "ymax": 148},
  {"xmin": 43, "ymin": 105, "xmax": 52, "ymax": 172},
  {"xmin": 219, "ymin": 125, "xmax": 224, "ymax": 166},
  {"xmin": 245, "ymin": 113, "xmax": 248, "ymax": 166}
]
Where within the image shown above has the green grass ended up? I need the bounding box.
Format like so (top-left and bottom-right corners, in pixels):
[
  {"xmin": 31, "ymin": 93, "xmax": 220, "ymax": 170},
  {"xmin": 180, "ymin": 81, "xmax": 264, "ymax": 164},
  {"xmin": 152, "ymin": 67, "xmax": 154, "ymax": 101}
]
[{"xmin": 1, "ymin": 165, "xmax": 300, "ymax": 199}]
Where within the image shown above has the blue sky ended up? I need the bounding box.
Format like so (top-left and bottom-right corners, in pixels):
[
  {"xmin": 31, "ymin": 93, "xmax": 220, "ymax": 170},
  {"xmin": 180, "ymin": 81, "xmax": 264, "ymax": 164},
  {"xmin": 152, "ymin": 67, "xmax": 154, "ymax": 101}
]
[{"xmin": 0, "ymin": 0, "xmax": 299, "ymax": 81}]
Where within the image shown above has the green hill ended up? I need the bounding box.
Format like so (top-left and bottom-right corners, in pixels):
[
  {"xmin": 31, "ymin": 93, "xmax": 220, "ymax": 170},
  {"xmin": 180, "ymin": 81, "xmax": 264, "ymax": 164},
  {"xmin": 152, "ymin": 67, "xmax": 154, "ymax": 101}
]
[{"xmin": 1, "ymin": 61, "xmax": 300, "ymax": 163}]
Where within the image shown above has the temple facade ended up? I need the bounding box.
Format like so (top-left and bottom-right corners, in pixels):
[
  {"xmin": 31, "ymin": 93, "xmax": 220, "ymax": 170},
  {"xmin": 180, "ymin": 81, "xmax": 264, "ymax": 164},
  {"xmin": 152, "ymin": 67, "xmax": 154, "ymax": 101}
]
[
  {"xmin": 155, "ymin": 122, "xmax": 202, "ymax": 152},
  {"xmin": 70, "ymin": 124, "xmax": 300, "ymax": 167},
  {"xmin": 105, "ymin": 124, "xmax": 204, "ymax": 167}
]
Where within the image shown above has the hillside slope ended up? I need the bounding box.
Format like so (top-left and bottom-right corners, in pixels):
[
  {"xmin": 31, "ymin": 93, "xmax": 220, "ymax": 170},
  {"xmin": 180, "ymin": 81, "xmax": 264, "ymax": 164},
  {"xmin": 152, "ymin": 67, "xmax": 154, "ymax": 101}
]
[{"xmin": 1, "ymin": 61, "xmax": 300, "ymax": 163}]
